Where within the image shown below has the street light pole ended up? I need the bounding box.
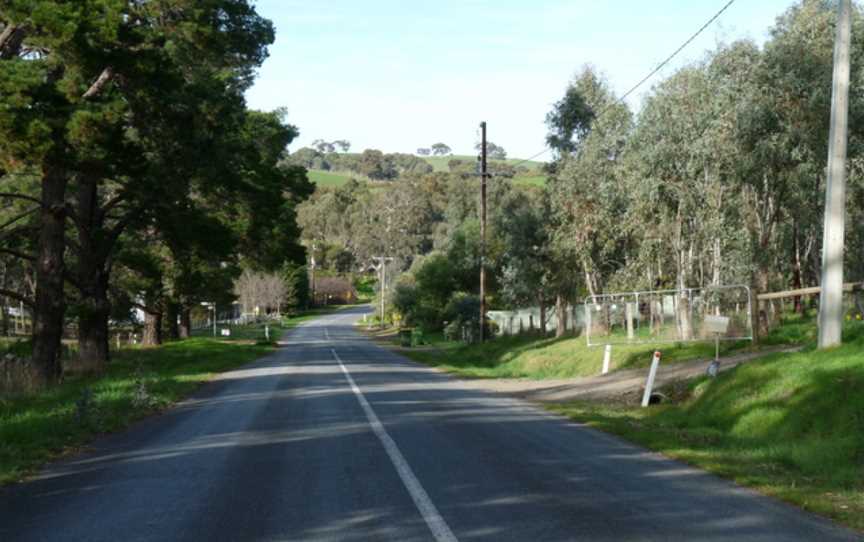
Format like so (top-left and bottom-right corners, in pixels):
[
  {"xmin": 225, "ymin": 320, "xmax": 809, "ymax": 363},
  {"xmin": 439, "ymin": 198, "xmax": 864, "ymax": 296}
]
[{"xmin": 818, "ymin": 0, "xmax": 852, "ymax": 349}]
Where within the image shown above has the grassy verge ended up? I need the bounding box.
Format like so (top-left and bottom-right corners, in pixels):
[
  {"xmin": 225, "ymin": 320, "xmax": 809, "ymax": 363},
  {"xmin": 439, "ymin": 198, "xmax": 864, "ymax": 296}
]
[
  {"xmin": 381, "ymin": 312, "xmax": 826, "ymax": 380},
  {"xmin": 0, "ymin": 308, "xmax": 339, "ymax": 485},
  {"xmin": 546, "ymin": 323, "xmax": 864, "ymax": 532},
  {"xmin": 392, "ymin": 330, "xmax": 754, "ymax": 380}
]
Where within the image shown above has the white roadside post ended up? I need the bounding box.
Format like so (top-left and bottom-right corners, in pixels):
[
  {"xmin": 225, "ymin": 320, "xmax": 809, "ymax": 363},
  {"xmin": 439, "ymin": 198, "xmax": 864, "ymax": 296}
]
[
  {"xmin": 265, "ymin": 324, "xmax": 270, "ymax": 341},
  {"xmin": 641, "ymin": 351, "xmax": 662, "ymax": 408},
  {"xmin": 602, "ymin": 344, "xmax": 612, "ymax": 375}
]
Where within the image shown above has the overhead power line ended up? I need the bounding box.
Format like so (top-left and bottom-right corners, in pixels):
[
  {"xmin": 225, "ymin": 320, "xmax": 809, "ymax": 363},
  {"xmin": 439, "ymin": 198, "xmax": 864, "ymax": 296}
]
[{"xmin": 509, "ymin": 0, "xmax": 738, "ymax": 169}]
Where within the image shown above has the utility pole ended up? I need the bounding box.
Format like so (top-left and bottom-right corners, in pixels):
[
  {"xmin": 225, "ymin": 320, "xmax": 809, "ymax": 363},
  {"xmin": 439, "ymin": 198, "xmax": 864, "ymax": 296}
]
[
  {"xmin": 479, "ymin": 121, "xmax": 488, "ymax": 343},
  {"xmin": 309, "ymin": 243, "xmax": 317, "ymax": 308},
  {"xmin": 372, "ymin": 256, "xmax": 394, "ymax": 328},
  {"xmin": 818, "ymin": 0, "xmax": 852, "ymax": 349}
]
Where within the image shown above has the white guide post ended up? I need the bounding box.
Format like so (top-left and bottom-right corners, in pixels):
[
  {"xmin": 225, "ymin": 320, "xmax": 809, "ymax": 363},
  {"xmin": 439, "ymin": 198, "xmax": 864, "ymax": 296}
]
[
  {"xmin": 265, "ymin": 325, "xmax": 270, "ymax": 341},
  {"xmin": 641, "ymin": 351, "xmax": 662, "ymax": 408},
  {"xmin": 602, "ymin": 344, "xmax": 612, "ymax": 375}
]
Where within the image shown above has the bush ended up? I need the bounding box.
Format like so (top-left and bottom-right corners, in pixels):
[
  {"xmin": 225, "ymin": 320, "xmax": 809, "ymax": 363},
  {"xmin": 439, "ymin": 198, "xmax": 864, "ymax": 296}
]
[
  {"xmin": 443, "ymin": 292, "xmax": 490, "ymax": 341},
  {"xmin": 391, "ymin": 282, "xmax": 419, "ymax": 325}
]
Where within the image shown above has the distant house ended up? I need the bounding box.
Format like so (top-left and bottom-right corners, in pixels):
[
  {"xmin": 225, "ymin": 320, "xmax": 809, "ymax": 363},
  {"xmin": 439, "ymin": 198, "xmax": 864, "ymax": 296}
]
[{"xmin": 313, "ymin": 277, "xmax": 357, "ymax": 305}]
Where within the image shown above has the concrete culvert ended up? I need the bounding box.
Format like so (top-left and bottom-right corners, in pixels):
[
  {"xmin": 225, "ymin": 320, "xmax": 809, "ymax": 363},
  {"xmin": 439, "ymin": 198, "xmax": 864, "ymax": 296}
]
[{"xmin": 648, "ymin": 392, "xmax": 666, "ymax": 405}]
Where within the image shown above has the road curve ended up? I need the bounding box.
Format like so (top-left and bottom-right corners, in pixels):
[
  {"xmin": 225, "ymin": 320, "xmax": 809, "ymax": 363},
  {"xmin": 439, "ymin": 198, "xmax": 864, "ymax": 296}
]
[{"xmin": 1, "ymin": 306, "xmax": 859, "ymax": 541}]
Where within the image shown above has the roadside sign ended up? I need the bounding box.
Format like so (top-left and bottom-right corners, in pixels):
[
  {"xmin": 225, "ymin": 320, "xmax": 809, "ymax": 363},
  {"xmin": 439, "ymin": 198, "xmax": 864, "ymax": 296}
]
[{"xmin": 704, "ymin": 315, "xmax": 730, "ymax": 334}]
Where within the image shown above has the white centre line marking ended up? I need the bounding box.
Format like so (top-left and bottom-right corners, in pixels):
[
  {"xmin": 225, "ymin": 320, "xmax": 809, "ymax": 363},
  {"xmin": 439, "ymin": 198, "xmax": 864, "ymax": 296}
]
[{"xmin": 331, "ymin": 348, "xmax": 458, "ymax": 542}]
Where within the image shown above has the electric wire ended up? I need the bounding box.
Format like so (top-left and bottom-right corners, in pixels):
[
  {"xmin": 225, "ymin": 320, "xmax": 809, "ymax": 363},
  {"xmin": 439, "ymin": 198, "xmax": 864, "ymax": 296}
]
[{"xmin": 507, "ymin": 0, "xmax": 738, "ymax": 170}]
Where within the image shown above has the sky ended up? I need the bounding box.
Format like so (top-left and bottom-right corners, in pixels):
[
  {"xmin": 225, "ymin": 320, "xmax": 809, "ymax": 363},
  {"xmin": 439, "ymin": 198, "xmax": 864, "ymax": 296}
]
[{"xmin": 245, "ymin": 0, "xmax": 800, "ymax": 160}]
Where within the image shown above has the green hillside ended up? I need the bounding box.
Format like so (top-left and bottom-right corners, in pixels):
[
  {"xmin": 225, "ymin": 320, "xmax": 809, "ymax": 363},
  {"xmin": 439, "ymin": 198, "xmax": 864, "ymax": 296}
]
[
  {"xmin": 421, "ymin": 154, "xmax": 545, "ymax": 173},
  {"xmin": 305, "ymin": 154, "xmax": 548, "ymax": 189}
]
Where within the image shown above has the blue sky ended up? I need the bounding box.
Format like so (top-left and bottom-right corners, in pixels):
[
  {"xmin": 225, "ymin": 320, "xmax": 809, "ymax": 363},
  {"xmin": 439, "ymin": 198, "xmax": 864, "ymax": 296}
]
[{"xmin": 246, "ymin": 0, "xmax": 799, "ymax": 159}]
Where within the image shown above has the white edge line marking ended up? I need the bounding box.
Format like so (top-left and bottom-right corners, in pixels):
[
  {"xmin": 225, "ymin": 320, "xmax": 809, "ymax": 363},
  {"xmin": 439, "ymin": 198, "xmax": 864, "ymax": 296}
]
[{"xmin": 331, "ymin": 348, "xmax": 458, "ymax": 542}]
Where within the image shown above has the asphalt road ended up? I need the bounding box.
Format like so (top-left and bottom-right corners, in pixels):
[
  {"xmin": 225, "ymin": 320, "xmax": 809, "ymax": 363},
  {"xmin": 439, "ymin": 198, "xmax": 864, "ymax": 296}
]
[{"xmin": 1, "ymin": 306, "xmax": 859, "ymax": 541}]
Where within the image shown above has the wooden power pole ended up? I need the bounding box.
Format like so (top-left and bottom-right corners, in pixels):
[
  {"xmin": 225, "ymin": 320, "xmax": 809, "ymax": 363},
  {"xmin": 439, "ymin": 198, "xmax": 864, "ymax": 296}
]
[
  {"xmin": 372, "ymin": 256, "xmax": 393, "ymax": 328},
  {"xmin": 818, "ymin": 0, "xmax": 852, "ymax": 349},
  {"xmin": 479, "ymin": 122, "xmax": 488, "ymax": 343}
]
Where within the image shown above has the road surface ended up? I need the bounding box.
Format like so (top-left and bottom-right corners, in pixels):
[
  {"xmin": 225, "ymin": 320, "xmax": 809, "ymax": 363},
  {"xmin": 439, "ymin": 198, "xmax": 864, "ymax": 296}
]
[{"xmin": 1, "ymin": 307, "xmax": 859, "ymax": 541}]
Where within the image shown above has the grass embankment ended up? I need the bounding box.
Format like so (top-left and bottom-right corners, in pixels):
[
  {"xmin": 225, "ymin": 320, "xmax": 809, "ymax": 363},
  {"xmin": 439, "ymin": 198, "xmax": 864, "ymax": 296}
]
[
  {"xmin": 547, "ymin": 322, "xmax": 864, "ymax": 531},
  {"xmin": 0, "ymin": 309, "xmax": 330, "ymax": 485},
  {"xmin": 396, "ymin": 330, "xmax": 752, "ymax": 380}
]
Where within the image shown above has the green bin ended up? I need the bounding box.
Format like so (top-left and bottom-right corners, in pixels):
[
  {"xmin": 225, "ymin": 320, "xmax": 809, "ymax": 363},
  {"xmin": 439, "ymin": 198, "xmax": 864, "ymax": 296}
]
[
  {"xmin": 399, "ymin": 328, "xmax": 413, "ymax": 347},
  {"xmin": 411, "ymin": 328, "xmax": 424, "ymax": 347}
]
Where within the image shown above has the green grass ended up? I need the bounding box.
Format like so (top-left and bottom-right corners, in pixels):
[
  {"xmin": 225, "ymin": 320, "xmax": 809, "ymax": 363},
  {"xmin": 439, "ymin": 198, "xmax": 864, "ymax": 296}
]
[
  {"xmin": 0, "ymin": 308, "xmax": 340, "ymax": 485},
  {"xmin": 396, "ymin": 330, "xmax": 755, "ymax": 380},
  {"xmin": 546, "ymin": 322, "xmax": 864, "ymax": 532},
  {"xmin": 513, "ymin": 175, "xmax": 547, "ymax": 187},
  {"xmin": 0, "ymin": 338, "xmax": 271, "ymax": 484},
  {"xmin": 307, "ymin": 169, "xmax": 353, "ymax": 187}
]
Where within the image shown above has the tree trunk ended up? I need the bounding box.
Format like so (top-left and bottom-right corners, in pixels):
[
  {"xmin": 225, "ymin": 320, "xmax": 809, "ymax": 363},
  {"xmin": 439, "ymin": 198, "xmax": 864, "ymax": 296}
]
[
  {"xmin": 77, "ymin": 301, "xmax": 109, "ymax": 374},
  {"xmin": 1, "ymin": 297, "xmax": 7, "ymax": 337},
  {"xmin": 538, "ymin": 293, "xmax": 546, "ymax": 335},
  {"xmin": 792, "ymin": 223, "xmax": 804, "ymax": 315},
  {"xmin": 179, "ymin": 307, "xmax": 191, "ymax": 339},
  {"xmin": 751, "ymin": 267, "xmax": 771, "ymax": 342},
  {"xmin": 675, "ymin": 245, "xmax": 693, "ymax": 341},
  {"xmin": 31, "ymin": 165, "xmax": 67, "ymax": 387},
  {"xmin": 1, "ymin": 263, "xmax": 8, "ymax": 336},
  {"xmin": 75, "ymin": 175, "xmax": 112, "ymax": 372},
  {"xmin": 555, "ymin": 294, "xmax": 566, "ymax": 338},
  {"xmin": 164, "ymin": 301, "xmax": 180, "ymax": 341},
  {"xmin": 143, "ymin": 311, "xmax": 162, "ymax": 346}
]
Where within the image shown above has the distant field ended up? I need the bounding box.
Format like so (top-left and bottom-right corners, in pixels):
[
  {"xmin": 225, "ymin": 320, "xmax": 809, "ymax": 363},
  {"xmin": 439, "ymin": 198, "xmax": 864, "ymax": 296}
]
[
  {"xmin": 307, "ymin": 169, "xmax": 353, "ymax": 187},
  {"xmin": 421, "ymin": 155, "xmax": 545, "ymax": 173}
]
